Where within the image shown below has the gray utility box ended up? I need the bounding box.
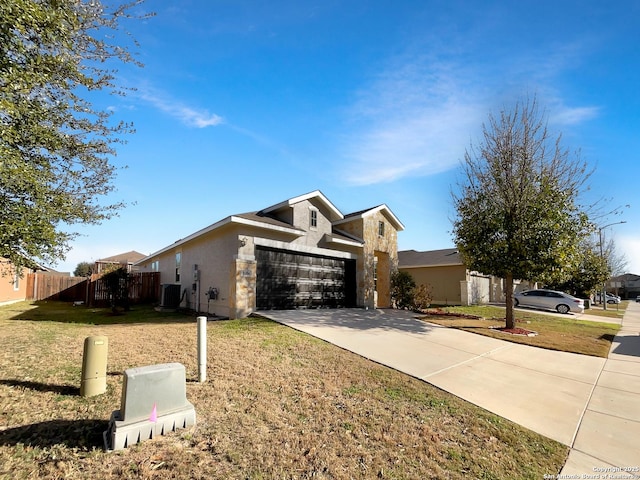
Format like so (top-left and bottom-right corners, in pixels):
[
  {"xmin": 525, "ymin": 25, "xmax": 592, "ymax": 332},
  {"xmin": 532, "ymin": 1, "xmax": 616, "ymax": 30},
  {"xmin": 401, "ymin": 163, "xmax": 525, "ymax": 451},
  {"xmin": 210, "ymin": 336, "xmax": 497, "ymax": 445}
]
[{"xmin": 103, "ymin": 362, "xmax": 196, "ymax": 451}]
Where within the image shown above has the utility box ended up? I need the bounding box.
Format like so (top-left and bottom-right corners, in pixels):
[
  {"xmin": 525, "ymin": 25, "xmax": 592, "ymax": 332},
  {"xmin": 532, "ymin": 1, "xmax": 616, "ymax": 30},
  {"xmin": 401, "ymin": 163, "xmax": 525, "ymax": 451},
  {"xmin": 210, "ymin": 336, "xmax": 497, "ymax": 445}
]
[
  {"xmin": 103, "ymin": 362, "xmax": 196, "ymax": 451},
  {"xmin": 80, "ymin": 336, "xmax": 108, "ymax": 397}
]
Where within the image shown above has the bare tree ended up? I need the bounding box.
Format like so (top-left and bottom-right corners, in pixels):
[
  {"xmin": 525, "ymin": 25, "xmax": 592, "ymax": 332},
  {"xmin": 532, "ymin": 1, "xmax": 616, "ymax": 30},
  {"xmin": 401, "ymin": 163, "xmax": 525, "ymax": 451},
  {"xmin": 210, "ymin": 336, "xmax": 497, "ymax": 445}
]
[{"xmin": 603, "ymin": 237, "xmax": 628, "ymax": 277}]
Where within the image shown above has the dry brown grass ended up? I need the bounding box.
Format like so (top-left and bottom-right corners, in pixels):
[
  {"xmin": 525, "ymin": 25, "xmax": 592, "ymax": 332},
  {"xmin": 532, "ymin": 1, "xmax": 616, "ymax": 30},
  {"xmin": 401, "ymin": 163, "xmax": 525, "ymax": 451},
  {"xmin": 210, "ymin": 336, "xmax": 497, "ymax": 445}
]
[{"xmin": 0, "ymin": 302, "xmax": 567, "ymax": 479}]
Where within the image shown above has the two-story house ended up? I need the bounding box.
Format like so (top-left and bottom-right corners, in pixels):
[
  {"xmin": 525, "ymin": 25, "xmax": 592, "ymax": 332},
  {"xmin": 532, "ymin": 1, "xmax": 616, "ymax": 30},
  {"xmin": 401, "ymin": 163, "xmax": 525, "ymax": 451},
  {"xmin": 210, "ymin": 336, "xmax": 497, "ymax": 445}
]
[
  {"xmin": 136, "ymin": 191, "xmax": 404, "ymax": 318},
  {"xmin": 608, "ymin": 273, "xmax": 640, "ymax": 300}
]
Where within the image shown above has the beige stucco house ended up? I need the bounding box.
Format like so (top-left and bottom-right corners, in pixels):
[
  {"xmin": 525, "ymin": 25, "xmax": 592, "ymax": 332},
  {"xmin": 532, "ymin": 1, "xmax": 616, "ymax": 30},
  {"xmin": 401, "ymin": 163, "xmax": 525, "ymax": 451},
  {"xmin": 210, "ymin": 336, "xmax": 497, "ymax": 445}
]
[
  {"xmin": 398, "ymin": 248, "xmax": 507, "ymax": 306},
  {"xmin": 608, "ymin": 273, "xmax": 640, "ymax": 300},
  {"xmin": 136, "ymin": 191, "xmax": 404, "ymax": 318}
]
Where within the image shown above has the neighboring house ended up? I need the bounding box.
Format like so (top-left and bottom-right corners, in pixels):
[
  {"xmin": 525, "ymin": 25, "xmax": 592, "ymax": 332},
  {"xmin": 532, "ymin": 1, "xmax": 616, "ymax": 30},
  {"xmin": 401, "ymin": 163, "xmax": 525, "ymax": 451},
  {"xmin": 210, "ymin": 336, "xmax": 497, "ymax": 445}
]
[
  {"xmin": 94, "ymin": 251, "xmax": 147, "ymax": 274},
  {"xmin": 0, "ymin": 257, "xmax": 49, "ymax": 306},
  {"xmin": 398, "ymin": 248, "xmax": 516, "ymax": 306},
  {"xmin": 136, "ymin": 191, "xmax": 404, "ymax": 319},
  {"xmin": 608, "ymin": 273, "xmax": 640, "ymax": 299}
]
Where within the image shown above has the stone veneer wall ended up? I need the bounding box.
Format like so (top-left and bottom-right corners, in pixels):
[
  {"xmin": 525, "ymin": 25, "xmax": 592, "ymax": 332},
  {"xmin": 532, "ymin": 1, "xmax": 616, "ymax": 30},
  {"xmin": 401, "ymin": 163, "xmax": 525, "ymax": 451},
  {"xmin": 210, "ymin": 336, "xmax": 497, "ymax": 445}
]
[
  {"xmin": 338, "ymin": 210, "xmax": 399, "ymax": 309},
  {"xmin": 229, "ymin": 258, "xmax": 256, "ymax": 319}
]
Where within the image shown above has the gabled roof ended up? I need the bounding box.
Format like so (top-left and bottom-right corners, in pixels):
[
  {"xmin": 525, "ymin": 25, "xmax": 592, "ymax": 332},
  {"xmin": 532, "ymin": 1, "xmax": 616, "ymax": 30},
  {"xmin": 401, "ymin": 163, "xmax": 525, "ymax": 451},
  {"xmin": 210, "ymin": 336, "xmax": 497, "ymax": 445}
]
[
  {"xmin": 1, "ymin": 256, "xmax": 51, "ymax": 272},
  {"xmin": 96, "ymin": 251, "xmax": 147, "ymax": 264},
  {"xmin": 136, "ymin": 191, "xmax": 402, "ymax": 265},
  {"xmin": 136, "ymin": 212, "xmax": 306, "ymax": 264},
  {"xmin": 610, "ymin": 273, "xmax": 640, "ymax": 282},
  {"xmin": 137, "ymin": 213, "xmax": 306, "ymax": 263},
  {"xmin": 398, "ymin": 248, "xmax": 462, "ymax": 268},
  {"xmin": 335, "ymin": 204, "xmax": 405, "ymax": 231},
  {"xmin": 261, "ymin": 190, "xmax": 344, "ymax": 222}
]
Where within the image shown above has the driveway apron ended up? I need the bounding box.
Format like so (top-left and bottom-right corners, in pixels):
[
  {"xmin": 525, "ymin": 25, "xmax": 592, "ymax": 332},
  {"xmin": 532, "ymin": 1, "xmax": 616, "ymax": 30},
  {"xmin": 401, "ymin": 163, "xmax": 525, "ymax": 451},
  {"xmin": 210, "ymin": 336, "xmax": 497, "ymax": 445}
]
[{"xmin": 257, "ymin": 308, "xmax": 605, "ymax": 448}]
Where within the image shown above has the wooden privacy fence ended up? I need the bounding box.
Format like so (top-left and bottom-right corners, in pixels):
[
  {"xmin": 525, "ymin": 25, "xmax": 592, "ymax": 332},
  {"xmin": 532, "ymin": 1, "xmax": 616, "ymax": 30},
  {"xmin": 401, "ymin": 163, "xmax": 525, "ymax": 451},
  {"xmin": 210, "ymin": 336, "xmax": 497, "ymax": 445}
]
[{"xmin": 27, "ymin": 272, "xmax": 161, "ymax": 307}]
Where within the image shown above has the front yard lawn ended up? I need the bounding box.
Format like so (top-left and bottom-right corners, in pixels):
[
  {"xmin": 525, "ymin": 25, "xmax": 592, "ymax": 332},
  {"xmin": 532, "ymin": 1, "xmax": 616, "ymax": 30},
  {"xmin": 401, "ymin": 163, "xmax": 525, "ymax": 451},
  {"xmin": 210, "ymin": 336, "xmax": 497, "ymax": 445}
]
[
  {"xmin": 421, "ymin": 305, "xmax": 620, "ymax": 357},
  {"xmin": 0, "ymin": 301, "xmax": 567, "ymax": 479},
  {"xmin": 582, "ymin": 300, "xmax": 628, "ymax": 319}
]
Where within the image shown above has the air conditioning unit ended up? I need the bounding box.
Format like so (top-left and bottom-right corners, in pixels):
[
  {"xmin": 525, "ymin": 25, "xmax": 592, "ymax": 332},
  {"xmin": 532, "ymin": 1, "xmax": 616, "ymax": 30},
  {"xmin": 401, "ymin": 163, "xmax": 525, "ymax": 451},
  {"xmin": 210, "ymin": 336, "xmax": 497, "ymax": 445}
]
[{"xmin": 160, "ymin": 284, "xmax": 181, "ymax": 308}]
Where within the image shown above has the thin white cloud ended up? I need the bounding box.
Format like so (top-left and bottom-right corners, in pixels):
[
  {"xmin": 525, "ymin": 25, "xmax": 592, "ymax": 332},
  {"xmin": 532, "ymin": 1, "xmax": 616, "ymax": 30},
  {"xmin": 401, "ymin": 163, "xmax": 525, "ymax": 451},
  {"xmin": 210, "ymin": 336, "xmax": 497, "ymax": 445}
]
[
  {"xmin": 337, "ymin": 46, "xmax": 601, "ymax": 186},
  {"xmin": 339, "ymin": 59, "xmax": 486, "ymax": 185},
  {"xmin": 550, "ymin": 105, "xmax": 600, "ymax": 126},
  {"xmin": 138, "ymin": 87, "xmax": 224, "ymax": 128}
]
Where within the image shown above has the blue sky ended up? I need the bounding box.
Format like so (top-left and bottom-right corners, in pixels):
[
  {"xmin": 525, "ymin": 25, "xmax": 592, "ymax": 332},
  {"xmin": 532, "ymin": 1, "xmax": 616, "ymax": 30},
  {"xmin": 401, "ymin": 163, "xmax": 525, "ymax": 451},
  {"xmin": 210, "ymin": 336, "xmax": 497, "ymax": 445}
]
[{"xmin": 56, "ymin": 0, "xmax": 640, "ymax": 274}]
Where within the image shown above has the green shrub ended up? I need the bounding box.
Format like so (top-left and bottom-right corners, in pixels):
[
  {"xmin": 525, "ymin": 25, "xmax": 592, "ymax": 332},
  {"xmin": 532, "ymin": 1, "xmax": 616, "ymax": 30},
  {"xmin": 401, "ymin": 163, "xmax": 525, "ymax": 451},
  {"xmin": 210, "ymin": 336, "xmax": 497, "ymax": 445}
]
[{"xmin": 391, "ymin": 271, "xmax": 416, "ymax": 309}]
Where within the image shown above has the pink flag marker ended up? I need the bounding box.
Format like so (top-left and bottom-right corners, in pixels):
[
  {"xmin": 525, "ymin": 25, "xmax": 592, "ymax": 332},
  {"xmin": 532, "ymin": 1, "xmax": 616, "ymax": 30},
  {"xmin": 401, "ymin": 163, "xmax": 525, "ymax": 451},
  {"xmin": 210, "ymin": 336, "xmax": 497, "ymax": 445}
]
[{"xmin": 149, "ymin": 403, "xmax": 158, "ymax": 422}]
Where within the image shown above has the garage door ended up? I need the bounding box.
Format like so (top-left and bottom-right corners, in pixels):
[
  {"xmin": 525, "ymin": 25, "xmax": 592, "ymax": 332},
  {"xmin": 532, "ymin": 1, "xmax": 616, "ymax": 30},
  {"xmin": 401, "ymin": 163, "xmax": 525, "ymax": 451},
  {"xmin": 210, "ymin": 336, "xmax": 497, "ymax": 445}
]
[{"xmin": 256, "ymin": 247, "xmax": 356, "ymax": 309}]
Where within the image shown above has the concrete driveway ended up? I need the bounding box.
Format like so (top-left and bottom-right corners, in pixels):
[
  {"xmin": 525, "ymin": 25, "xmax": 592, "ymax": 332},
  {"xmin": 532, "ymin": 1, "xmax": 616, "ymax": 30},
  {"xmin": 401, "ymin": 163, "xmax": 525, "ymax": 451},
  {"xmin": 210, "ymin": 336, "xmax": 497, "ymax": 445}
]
[
  {"xmin": 257, "ymin": 308, "xmax": 604, "ymax": 447},
  {"xmin": 258, "ymin": 306, "xmax": 640, "ymax": 474}
]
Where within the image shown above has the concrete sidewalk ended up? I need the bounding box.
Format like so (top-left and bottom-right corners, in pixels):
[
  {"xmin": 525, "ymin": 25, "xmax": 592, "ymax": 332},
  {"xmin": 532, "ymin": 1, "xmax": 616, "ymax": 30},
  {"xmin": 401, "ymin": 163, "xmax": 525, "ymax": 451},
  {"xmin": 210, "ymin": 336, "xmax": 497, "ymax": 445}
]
[
  {"xmin": 561, "ymin": 301, "xmax": 640, "ymax": 476},
  {"xmin": 258, "ymin": 305, "xmax": 640, "ymax": 475}
]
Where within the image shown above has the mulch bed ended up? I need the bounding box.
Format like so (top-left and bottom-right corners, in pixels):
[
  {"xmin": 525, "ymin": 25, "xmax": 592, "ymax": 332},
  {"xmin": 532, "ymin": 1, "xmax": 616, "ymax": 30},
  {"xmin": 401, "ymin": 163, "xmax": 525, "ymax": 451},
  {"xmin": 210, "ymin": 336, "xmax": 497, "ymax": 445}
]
[
  {"xmin": 490, "ymin": 326, "xmax": 538, "ymax": 337},
  {"xmin": 420, "ymin": 308, "xmax": 483, "ymax": 320}
]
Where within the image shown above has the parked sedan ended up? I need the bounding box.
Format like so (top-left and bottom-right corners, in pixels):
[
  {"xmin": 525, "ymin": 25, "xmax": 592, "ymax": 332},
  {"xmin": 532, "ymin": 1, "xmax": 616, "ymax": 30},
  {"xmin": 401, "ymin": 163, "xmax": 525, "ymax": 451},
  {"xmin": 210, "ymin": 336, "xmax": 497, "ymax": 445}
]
[
  {"xmin": 513, "ymin": 289, "xmax": 585, "ymax": 314},
  {"xmin": 606, "ymin": 294, "xmax": 621, "ymax": 304},
  {"xmin": 595, "ymin": 292, "xmax": 621, "ymax": 304}
]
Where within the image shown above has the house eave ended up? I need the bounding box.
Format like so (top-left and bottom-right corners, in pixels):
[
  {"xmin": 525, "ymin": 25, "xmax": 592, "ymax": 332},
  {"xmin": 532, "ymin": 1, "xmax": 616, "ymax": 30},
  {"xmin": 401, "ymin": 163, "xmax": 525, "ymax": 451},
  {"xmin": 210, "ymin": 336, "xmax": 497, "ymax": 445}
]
[
  {"xmin": 136, "ymin": 215, "xmax": 305, "ymax": 265},
  {"xmin": 322, "ymin": 233, "xmax": 364, "ymax": 248},
  {"xmin": 399, "ymin": 263, "xmax": 464, "ymax": 269}
]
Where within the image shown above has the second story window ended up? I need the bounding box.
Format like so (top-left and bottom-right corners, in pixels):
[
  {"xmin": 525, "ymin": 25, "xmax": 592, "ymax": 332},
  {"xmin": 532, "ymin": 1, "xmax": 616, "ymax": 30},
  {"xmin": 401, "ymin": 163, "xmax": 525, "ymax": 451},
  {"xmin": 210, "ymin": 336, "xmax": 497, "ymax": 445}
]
[
  {"xmin": 310, "ymin": 209, "xmax": 318, "ymax": 229},
  {"xmin": 378, "ymin": 220, "xmax": 385, "ymax": 237}
]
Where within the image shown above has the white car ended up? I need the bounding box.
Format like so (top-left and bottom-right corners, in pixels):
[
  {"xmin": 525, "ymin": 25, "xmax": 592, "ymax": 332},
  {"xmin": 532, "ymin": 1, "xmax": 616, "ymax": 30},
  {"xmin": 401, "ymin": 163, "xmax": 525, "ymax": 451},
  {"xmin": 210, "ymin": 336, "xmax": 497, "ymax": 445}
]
[
  {"xmin": 514, "ymin": 289, "xmax": 585, "ymax": 314},
  {"xmin": 605, "ymin": 293, "xmax": 621, "ymax": 304},
  {"xmin": 595, "ymin": 292, "xmax": 621, "ymax": 304}
]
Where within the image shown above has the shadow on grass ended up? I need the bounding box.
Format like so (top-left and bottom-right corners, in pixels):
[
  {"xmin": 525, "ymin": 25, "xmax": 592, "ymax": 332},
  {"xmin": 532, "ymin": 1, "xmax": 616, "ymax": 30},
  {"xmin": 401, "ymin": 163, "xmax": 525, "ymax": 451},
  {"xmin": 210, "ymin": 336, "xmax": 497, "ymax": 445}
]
[
  {"xmin": 6, "ymin": 301, "xmax": 196, "ymax": 325},
  {"xmin": 0, "ymin": 419, "xmax": 108, "ymax": 450},
  {"xmin": 599, "ymin": 333, "xmax": 617, "ymax": 343},
  {"xmin": 0, "ymin": 379, "xmax": 79, "ymax": 396}
]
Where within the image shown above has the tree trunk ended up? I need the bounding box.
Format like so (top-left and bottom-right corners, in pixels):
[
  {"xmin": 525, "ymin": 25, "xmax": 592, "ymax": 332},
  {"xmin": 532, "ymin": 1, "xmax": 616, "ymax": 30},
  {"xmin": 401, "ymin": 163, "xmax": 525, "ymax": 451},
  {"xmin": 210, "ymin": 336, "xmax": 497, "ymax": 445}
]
[{"xmin": 505, "ymin": 272, "xmax": 515, "ymax": 330}]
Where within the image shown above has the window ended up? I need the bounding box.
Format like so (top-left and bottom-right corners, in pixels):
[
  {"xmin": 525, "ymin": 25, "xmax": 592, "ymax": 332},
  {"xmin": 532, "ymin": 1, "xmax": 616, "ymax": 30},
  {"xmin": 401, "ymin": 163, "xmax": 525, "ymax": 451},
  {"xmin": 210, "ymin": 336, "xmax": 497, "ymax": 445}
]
[
  {"xmin": 525, "ymin": 290, "xmax": 545, "ymax": 297},
  {"xmin": 378, "ymin": 220, "xmax": 385, "ymax": 237},
  {"xmin": 175, "ymin": 252, "xmax": 181, "ymax": 282},
  {"xmin": 13, "ymin": 273, "xmax": 19, "ymax": 291},
  {"xmin": 151, "ymin": 260, "xmax": 159, "ymax": 272},
  {"xmin": 310, "ymin": 209, "xmax": 318, "ymax": 229},
  {"xmin": 373, "ymin": 258, "xmax": 378, "ymax": 290}
]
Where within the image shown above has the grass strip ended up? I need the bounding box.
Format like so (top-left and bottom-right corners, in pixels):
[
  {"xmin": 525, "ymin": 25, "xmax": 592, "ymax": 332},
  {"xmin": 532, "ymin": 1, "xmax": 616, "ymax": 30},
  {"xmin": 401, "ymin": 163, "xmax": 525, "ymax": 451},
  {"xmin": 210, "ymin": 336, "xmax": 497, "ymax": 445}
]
[{"xmin": 422, "ymin": 305, "xmax": 620, "ymax": 357}]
